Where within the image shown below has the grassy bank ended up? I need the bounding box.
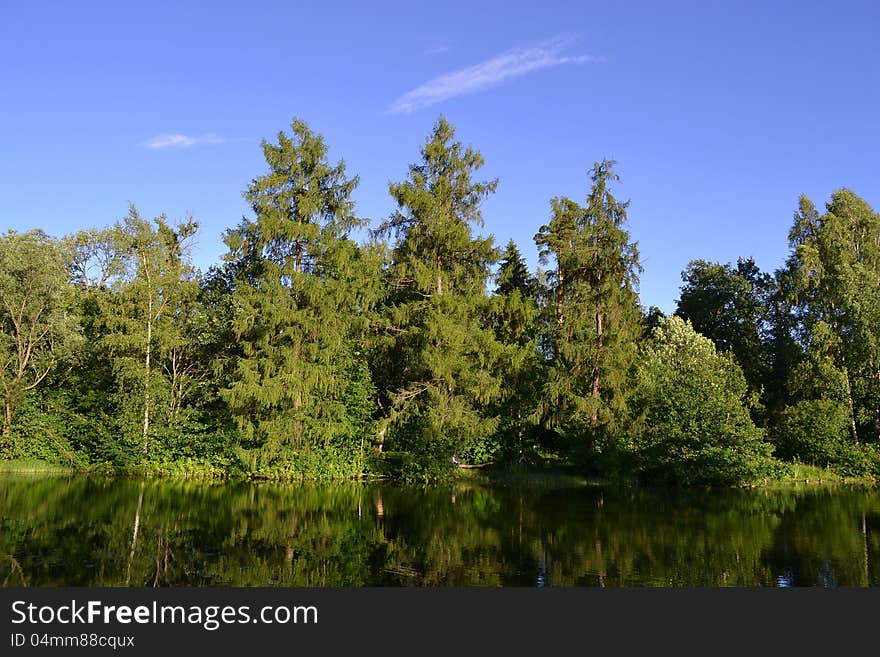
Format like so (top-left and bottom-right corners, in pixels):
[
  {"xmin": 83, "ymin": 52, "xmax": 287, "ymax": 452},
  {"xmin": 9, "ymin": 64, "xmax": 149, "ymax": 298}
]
[
  {"xmin": 454, "ymin": 460, "xmax": 877, "ymax": 489},
  {"xmin": 0, "ymin": 459, "xmax": 78, "ymax": 475},
  {"xmin": 0, "ymin": 457, "xmax": 875, "ymax": 488}
]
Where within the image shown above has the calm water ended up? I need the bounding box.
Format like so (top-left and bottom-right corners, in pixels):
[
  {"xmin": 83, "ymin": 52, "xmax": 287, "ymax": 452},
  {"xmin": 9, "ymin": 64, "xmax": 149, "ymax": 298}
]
[{"xmin": 1, "ymin": 475, "xmax": 878, "ymax": 587}]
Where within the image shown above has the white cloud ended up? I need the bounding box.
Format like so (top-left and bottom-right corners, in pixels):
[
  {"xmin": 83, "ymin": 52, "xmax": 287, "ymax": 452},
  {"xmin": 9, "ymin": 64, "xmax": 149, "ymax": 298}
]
[
  {"xmin": 423, "ymin": 43, "xmax": 450, "ymax": 56},
  {"xmin": 388, "ymin": 37, "xmax": 601, "ymax": 114},
  {"xmin": 142, "ymin": 133, "xmax": 227, "ymax": 150}
]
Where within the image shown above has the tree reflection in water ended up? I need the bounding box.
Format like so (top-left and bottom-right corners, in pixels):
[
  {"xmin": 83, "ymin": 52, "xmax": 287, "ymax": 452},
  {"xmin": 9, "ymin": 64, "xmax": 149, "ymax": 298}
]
[{"xmin": 0, "ymin": 475, "xmax": 877, "ymax": 587}]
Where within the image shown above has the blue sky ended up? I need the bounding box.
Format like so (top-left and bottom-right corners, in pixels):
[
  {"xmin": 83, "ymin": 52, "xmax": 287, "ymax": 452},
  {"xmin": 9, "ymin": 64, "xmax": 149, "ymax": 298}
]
[{"xmin": 1, "ymin": 0, "xmax": 877, "ymax": 313}]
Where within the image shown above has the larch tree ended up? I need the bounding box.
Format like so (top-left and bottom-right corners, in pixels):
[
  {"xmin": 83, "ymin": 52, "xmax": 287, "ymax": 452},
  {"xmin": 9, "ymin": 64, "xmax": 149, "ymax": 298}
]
[
  {"xmin": 222, "ymin": 118, "xmax": 377, "ymax": 472},
  {"xmin": 373, "ymin": 116, "xmax": 504, "ymax": 471}
]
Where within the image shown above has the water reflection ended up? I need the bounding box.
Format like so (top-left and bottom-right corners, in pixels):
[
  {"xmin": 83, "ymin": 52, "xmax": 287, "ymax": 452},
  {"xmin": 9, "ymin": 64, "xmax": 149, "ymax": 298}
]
[{"xmin": 0, "ymin": 475, "xmax": 877, "ymax": 587}]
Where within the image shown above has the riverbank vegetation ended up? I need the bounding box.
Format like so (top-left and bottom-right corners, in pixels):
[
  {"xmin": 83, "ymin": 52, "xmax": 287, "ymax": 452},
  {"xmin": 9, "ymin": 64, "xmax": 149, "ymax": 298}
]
[{"xmin": 2, "ymin": 116, "xmax": 879, "ymax": 485}]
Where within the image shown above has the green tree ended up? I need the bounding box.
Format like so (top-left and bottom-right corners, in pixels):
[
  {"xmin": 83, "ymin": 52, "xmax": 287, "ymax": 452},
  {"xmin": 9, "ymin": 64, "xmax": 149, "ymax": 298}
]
[
  {"xmin": 534, "ymin": 159, "xmax": 642, "ymax": 440},
  {"xmin": 373, "ymin": 116, "xmax": 503, "ymax": 474},
  {"xmin": 222, "ymin": 118, "xmax": 377, "ymax": 475},
  {"xmin": 630, "ymin": 316, "xmax": 773, "ymax": 486},
  {"xmin": 100, "ymin": 206, "xmax": 201, "ymax": 461},
  {"xmin": 675, "ymin": 257, "xmax": 772, "ymax": 407},
  {"xmin": 0, "ymin": 230, "xmax": 79, "ymax": 444},
  {"xmin": 784, "ymin": 190, "xmax": 880, "ymax": 445},
  {"xmin": 490, "ymin": 240, "xmax": 542, "ymax": 460}
]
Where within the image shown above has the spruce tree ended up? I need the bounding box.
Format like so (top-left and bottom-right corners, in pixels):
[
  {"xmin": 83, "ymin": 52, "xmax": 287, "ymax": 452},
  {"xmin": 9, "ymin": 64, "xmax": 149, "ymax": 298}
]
[
  {"xmin": 490, "ymin": 240, "xmax": 542, "ymax": 460},
  {"xmin": 534, "ymin": 160, "xmax": 642, "ymax": 441}
]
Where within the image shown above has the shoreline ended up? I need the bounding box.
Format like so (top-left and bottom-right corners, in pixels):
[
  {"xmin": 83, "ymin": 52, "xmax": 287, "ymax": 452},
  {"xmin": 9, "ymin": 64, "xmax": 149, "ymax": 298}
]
[{"xmin": 0, "ymin": 458, "xmax": 875, "ymax": 488}]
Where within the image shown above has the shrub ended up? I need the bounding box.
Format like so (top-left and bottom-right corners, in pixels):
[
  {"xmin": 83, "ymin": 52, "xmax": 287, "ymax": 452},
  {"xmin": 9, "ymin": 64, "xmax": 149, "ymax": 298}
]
[
  {"xmin": 773, "ymin": 399, "xmax": 849, "ymax": 466},
  {"xmin": 629, "ymin": 317, "xmax": 773, "ymax": 486}
]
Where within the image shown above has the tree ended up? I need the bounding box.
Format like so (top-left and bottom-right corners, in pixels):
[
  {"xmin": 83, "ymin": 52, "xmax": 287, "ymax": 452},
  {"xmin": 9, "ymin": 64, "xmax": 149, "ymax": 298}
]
[
  {"xmin": 222, "ymin": 118, "xmax": 377, "ymax": 474},
  {"xmin": 629, "ymin": 316, "xmax": 772, "ymax": 486},
  {"xmin": 100, "ymin": 206, "xmax": 200, "ymax": 460},
  {"xmin": 784, "ymin": 190, "xmax": 880, "ymax": 445},
  {"xmin": 675, "ymin": 257, "xmax": 773, "ymax": 404},
  {"xmin": 534, "ymin": 159, "xmax": 642, "ymax": 439},
  {"xmin": 0, "ymin": 230, "xmax": 79, "ymax": 443},
  {"xmin": 372, "ymin": 116, "xmax": 504, "ymax": 473},
  {"xmin": 490, "ymin": 240, "xmax": 542, "ymax": 459}
]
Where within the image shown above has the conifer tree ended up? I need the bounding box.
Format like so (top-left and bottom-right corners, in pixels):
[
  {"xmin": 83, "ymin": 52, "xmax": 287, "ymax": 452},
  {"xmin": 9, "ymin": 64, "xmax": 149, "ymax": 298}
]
[
  {"xmin": 222, "ymin": 118, "xmax": 377, "ymax": 472},
  {"xmin": 490, "ymin": 240, "xmax": 542, "ymax": 459},
  {"xmin": 534, "ymin": 160, "xmax": 641, "ymax": 439},
  {"xmin": 373, "ymin": 116, "xmax": 504, "ymax": 471}
]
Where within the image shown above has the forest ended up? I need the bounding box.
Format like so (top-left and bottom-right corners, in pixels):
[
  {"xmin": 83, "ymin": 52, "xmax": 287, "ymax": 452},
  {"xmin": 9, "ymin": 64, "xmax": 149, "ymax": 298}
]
[{"xmin": 2, "ymin": 116, "xmax": 879, "ymax": 485}]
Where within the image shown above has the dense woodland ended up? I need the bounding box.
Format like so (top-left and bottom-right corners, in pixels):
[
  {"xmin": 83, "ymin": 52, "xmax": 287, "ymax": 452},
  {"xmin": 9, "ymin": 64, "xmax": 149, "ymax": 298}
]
[{"xmin": 2, "ymin": 116, "xmax": 879, "ymax": 485}]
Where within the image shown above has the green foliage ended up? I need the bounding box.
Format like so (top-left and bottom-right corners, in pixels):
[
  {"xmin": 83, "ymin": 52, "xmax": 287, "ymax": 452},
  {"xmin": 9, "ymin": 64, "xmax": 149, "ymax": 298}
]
[
  {"xmin": 534, "ymin": 160, "xmax": 642, "ymax": 440},
  {"xmin": 5, "ymin": 394, "xmax": 88, "ymax": 467},
  {"xmin": 96, "ymin": 207, "xmax": 203, "ymax": 461},
  {"xmin": 489, "ymin": 240, "xmax": 543, "ymax": 460},
  {"xmin": 675, "ymin": 257, "xmax": 772, "ymax": 402},
  {"xmin": 0, "ymin": 230, "xmax": 80, "ymax": 448},
  {"xmin": 629, "ymin": 317, "xmax": 773, "ymax": 486},
  {"xmin": 774, "ymin": 399, "xmax": 850, "ymax": 466},
  {"xmin": 373, "ymin": 116, "xmax": 504, "ymax": 471},
  {"xmin": 784, "ymin": 190, "xmax": 880, "ymax": 444},
  {"xmin": 222, "ymin": 117, "xmax": 377, "ymax": 474},
  {"xmin": 3, "ymin": 116, "xmax": 877, "ymax": 487}
]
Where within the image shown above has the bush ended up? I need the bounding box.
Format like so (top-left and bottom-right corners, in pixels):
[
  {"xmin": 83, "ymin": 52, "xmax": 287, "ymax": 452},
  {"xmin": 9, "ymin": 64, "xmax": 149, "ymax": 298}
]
[
  {"xmin": 832, "ymin": 442, "xmax": 880, "ymax": 478},
  {"xmin": 629, "ymin": 317, "xmax": 774, "ymax": 486},
  {"xmin": 773, "ymin": 399, "xmax": 849, "ymax": 466}
]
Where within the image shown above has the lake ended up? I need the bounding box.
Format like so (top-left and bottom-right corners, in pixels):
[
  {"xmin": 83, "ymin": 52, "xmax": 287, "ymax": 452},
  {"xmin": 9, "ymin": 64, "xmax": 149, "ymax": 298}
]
[{"xmin": 1, "ymin": 474, "xmax": 877, "ymax": 586}]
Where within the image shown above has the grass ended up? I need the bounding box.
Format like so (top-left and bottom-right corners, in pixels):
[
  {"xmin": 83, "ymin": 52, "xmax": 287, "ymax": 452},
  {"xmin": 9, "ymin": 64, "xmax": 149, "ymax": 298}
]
[
  {"xmin": 456, "ymin": 458, "xmax": 878, "ymax": 490},
  {"xmin": 771, "ymin": 461, "xmax": 876, "ymax": 487},
  {"xmin": 0, "ymin": 459, "xmax": 77, "ymax": 474}
]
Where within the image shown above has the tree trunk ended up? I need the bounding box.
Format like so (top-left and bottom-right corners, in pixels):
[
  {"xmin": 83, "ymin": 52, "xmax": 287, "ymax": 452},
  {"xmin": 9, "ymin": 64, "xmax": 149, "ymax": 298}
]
[
  {"xmin": 555, "ymin": 269, "xmax": 565, "ymax": 328},
  {"xmin": 591, "ymin": 304, "xmax": 603, "ymax": 427},
  {"xmin": 436, "ymin": 254, "xmax": 443, "ymax": 296},
  {"xmin": 3, "ymin": 399, "xmax": 11, "ymax": 438},
  {"xmin": 142, "ymin": 304, "xmax": 152, "ymax": 457},
  {"xmin": 554, "ymin": 268, "xmax": 565, "ymax": 361},
  {"xmin": 842, "ymin": 364, "xmax": 859, "ymax": 444},
  {"xmin": 374, "ymin": 425, "xmax": 386, "ymax": 455}
]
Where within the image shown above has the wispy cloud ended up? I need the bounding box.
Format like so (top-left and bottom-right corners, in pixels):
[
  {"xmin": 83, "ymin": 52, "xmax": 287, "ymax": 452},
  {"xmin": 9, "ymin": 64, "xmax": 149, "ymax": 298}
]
[
  {"xmin": 142, "ymin": 133, "xmax": 227, "ymax": 150},
  {"xmin": 423, "ymin": 42, "xmax": 450, "ymax": 56},
  {"xmin": 388, "ymin": 37, "xmax": 601, "ymax": 114}
]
